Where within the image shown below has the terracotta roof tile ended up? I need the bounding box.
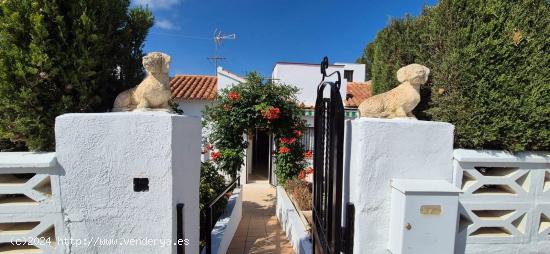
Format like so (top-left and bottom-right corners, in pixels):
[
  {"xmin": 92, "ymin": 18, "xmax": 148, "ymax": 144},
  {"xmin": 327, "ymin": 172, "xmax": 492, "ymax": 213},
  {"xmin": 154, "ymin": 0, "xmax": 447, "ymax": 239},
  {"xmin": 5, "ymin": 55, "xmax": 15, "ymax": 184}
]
[
  {"xmin": 170, "ymin": 75, "xmax": 217, "ymax": 100},
  {"xmin": 345, "ymin": 81, "xmax": 372, "ymax": 108}
]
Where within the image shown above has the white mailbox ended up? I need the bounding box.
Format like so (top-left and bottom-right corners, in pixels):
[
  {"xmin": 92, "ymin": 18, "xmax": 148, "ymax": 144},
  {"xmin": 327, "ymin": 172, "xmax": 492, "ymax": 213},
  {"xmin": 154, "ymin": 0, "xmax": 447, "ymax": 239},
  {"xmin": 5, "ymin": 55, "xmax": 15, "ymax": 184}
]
[{"xmin": 388, "ymin": 179, "xmax": 461, "ymax": 254}]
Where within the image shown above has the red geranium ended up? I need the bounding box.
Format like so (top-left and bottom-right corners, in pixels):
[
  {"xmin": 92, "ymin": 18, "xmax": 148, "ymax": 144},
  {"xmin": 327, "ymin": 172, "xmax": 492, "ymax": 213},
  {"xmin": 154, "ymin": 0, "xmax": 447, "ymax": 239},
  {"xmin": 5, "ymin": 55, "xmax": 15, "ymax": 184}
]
[
  {"xmin": 304, "ymin": 150, "xmax": 313, "ymax": 159},
  {"xmin": 294, "ymin": 130, "xmax": 302, "ymax": 137},
  {"xmin": 305, "ymin": 167, "xmax": 314, "ymax": 174},
  {"xmin": 279, "ymin": 137, "xmax": 289, "ymax": 144},
  {"xmin": 288, "ymin": 137, "xmax": 297, "ymax": 144},
  {"xmin": 298, "ymin": 170, "xmax": 306, "ymax": 180},
  {"xmin": 279, "ymin": 146, "xmax": 290, "ymax": 154},
  {"xmin": 228, "ymin": 91, "xmax": 240, "ymax": 101},
  {"xmin": 211, "ymin": 151, "xmax": 221, "ymax": 160}
]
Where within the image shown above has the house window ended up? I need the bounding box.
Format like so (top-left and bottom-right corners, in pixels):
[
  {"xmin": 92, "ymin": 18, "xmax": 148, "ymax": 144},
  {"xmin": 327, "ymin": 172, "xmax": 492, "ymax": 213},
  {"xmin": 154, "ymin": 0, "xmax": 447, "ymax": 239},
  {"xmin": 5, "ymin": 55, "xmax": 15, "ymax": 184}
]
[{"xmin": 344, "ymin": 70, "xmax": 354, "ymax": 82}]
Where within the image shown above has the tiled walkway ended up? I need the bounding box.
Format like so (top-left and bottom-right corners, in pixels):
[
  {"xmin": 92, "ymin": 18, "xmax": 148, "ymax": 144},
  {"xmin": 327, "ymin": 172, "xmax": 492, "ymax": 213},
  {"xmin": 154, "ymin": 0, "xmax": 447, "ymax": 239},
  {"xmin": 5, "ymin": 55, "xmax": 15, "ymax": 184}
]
[{"xmin": 227, "ymin": 177, "xmax": 295, "ymax": 254}]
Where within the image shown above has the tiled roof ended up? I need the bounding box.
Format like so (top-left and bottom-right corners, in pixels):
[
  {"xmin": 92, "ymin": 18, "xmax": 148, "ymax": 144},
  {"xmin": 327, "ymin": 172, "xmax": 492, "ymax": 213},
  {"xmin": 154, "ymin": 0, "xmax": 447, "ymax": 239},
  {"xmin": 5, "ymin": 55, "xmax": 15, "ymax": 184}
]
[
  {"xmin": 170, "ymin": 75, "xmax": 217, "ymax": 100},
  {"xmin": 345, "ymin": 81, "xmax": 372, "ymax": 108}
]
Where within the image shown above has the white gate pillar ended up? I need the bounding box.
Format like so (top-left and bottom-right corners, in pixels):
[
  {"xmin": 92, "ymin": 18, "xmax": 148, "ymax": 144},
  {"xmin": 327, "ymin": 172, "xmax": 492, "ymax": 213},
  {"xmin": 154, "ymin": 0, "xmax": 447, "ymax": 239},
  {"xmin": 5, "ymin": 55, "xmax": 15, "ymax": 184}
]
[
  {"xmin": 347, "ymin": 118, "xmax": 455, "ymax": 253},
  {"xmin": 55, "ymin": 112, "xmax": 200, "ymax": 254}
]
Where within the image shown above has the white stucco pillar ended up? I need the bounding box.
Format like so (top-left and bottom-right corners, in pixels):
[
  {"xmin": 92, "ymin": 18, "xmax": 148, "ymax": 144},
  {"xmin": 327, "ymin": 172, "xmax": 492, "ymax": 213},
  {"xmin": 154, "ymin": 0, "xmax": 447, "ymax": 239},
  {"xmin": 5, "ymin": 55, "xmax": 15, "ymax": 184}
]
[
  {"xmin": 347, "ymin": 118, "xmax": 455, "ymax": 253},
  {"xmin": 55, "ymin": 112, "xmax": 200, "ymax": 254}
]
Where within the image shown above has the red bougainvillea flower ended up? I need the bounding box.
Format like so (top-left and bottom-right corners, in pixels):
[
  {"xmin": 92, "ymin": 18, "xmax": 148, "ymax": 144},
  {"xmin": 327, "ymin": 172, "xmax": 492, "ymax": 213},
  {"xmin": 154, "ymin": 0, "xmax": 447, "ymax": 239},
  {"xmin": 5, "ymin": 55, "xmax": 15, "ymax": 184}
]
[
  {"xmin": 298, "ymin": 170, "xmax": 306, "ymax": 180},
  {"xmin": 279, "ymin": 137, "xmax": 289, "ymax": 144},
  {"xmin": 304, "ymin": 150, "xmax": 313, "ymax": 159},
  {"xmin": 261, "ymin": 106, "xmax": 281, "ymax": 122},
  {"xmin": 211, "ymin": 151, "xmax": 221, "ymax": 160},
  {"xmin": 294, "ymin": 130, "xmax": 302, "ymax": 137},
  {"xmin": 279, "ymin": 146, "xmax": 290, "ymax": 154},
  {"xmin": 228, "ymin": 91, "xmax": 240, "ymax": 101},
  {"xmin": 305, "ymin": 167, "xmax": 314, "ymax": 174}
]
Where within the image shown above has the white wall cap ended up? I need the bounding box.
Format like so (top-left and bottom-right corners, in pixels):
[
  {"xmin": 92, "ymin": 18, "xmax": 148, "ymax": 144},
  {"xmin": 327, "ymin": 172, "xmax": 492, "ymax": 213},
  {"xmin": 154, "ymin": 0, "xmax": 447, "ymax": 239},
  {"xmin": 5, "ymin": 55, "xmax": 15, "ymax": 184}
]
[
  {"xmin": 0, "ymin": 152, "xmax": 57, "ymax": 168},
  {"xmin": 453, "ymin": 149, "xmax": 550, "ymax": 163},
  {"xmin": 391, "ymin": 179, "xmax": 462, "ymax": 194},
  {"xmin": 56, "ymin": 112, "xmax": 200, "ymax": 121},
  {"xmin": 217, "ymin": 66, "xmax": 245, "ymax": 83},
  {"xmin": 334, "ymin": 62, "xmax": 364, "ymax": 66},
  {"xmin": 353, "ymin": 117, "xmax": 455, "ymax": 128}
]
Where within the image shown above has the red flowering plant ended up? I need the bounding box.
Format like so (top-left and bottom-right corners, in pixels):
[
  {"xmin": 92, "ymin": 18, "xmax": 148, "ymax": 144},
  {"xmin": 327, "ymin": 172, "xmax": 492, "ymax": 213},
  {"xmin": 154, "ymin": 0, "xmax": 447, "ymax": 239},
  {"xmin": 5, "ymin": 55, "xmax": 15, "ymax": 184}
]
[
  {"xmin": 228, "ymin": 91, "xmax": 240, "ymax": 101},
  {"xmin": 210, "ymin": 151, "xmax": 221, "ymax": 161},
  {"xmin": 203, "ymin": 72, "xmax": 307, "ymax": 183},
  {"xmin": 274, "ymin": 127, "xmax": 307, "ymax": 183},
  {"xmin": 303, "ymin": 150, "xmax": 313, "ymax": 159}
]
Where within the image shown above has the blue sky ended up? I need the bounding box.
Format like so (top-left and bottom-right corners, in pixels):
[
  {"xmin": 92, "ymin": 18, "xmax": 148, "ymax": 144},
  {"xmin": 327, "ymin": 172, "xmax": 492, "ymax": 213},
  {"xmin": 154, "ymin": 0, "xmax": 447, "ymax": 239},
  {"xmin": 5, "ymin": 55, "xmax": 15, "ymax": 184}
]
[{"xmin": 132, "ymin": 0, "xmax": 437, "ymax": 77}]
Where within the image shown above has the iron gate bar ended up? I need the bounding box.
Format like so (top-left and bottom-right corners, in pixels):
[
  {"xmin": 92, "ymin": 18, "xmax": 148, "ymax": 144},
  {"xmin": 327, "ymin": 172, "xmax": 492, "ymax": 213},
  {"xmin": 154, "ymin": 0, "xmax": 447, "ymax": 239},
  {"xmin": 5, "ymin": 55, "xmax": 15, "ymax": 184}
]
[
  {"xmin": 177, "ymin": 203, "xmax": 185, "ymax": 254},
  {"xmin": 343, "ymin": 203, "xmax": 355, "ymax": 253},
  {"xmin": 312, "ymin": 57, "xmax": 345, "ymax": 254}
]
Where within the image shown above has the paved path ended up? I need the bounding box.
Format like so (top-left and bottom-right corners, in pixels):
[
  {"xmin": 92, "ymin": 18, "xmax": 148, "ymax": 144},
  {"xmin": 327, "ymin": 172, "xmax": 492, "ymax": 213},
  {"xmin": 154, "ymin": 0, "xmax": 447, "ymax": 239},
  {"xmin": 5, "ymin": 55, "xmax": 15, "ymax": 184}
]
[{"xmin": 227, "ymin": 179, "xmax": 295, "ymax": 254}]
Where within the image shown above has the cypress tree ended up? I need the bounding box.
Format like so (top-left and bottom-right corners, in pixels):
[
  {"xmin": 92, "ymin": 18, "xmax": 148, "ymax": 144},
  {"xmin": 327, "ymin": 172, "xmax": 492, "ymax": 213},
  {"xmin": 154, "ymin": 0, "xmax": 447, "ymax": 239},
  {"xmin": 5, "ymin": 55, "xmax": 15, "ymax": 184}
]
[
  {"xmin": 361, "ymin": 0, "xmax": 549, "ymax": 152},
  {"xmin": 0, "ymin": 0, "xmax": 154, "ymax": 151}
]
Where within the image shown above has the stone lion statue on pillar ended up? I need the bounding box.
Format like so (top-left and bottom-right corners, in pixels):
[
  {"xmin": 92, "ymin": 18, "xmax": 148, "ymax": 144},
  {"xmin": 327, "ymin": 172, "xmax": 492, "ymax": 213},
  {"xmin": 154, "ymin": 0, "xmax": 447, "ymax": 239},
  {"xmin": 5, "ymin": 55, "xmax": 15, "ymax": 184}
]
[
  {"xmin": 358, "ymin": 64, "xmax": 430, "ymax": 119},
  {"xmin": 113, "ymin": 52, "xmax": 172, "ymax": 112}
]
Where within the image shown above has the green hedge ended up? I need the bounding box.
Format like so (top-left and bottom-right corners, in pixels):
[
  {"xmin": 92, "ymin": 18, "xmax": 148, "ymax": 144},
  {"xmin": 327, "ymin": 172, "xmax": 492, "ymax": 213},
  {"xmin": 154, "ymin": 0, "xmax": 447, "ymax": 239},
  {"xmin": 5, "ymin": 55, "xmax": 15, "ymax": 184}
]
[
  {"xmin": 358, "ymin": 0, "xmax": 550, "ymax": 152},
  {"xmin": 0, "ymin": 1, "xmax": 153, "ymax": 151}
]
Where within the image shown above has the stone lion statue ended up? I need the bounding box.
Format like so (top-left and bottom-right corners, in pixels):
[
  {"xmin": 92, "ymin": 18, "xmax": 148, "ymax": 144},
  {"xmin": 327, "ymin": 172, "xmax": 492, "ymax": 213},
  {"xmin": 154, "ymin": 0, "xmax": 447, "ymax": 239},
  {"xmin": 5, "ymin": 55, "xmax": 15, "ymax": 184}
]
[
  {"xmin": 113, "ymin": 52, "xmax": 172, "ymax": 112},
  {"xmin": 358, "ymin": 64, "xmax": 430, "ymax": 119}
]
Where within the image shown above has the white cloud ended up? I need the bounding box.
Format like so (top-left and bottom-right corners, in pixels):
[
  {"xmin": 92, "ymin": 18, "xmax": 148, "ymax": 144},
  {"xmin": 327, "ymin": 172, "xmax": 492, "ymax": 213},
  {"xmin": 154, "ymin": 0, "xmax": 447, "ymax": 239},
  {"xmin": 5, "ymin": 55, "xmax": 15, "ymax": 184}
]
[
  {"xmin": 133, "ymin": 0, "xmax": 181, "ymax": 10},
  {"xmin": 155, "ymin": 19, "xmax": 179, "ymax": 30}
]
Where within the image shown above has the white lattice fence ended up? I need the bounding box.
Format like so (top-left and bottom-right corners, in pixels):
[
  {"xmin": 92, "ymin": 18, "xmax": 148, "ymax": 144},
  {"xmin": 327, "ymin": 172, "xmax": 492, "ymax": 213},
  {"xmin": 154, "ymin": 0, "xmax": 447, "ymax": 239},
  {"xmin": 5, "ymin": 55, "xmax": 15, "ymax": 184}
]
[
  {"xmin": 454, "ymin": 149, "xmax": 550, "ymax": 253},
  {"xmin": 0, "ymin": 152, "xmax": 63, "ymax": 253}
]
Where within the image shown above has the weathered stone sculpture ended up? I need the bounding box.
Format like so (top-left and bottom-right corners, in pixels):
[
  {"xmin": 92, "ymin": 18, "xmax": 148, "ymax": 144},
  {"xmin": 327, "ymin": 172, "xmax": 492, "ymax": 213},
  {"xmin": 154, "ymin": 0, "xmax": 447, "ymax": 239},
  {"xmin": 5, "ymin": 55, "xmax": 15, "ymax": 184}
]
[
  {"xmin": 113, "ymin": 52, "xmax": 172, "ymax": 112},
  {"xmin": 358, "ymin": 64, "xmax": 430, "ymax": 119}
]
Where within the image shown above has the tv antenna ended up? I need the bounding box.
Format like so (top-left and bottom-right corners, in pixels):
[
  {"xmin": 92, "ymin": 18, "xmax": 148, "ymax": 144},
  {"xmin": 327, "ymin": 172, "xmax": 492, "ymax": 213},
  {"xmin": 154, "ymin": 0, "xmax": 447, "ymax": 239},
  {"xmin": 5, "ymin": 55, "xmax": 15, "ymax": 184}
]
[{"xmin": 207, "ymin": 29, "xmax": 236, "ymax": 73}]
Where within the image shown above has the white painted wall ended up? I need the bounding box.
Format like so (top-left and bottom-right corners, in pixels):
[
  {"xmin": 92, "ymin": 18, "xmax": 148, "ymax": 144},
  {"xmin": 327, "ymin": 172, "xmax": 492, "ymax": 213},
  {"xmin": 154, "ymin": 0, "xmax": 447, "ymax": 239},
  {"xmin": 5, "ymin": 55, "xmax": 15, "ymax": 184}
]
[
  {"xmin": 201, "ymin": 188, "xmax": 242, "ymax": 254},
  {"xmin": 177, "ymin": 99, "xmax": 212, "ymax": 118},
  {"xmin": 272, "ymin": 63, "xmax": 353, "ymax": 107},
  {"xmin": 55, "ymin": 112, "xmax": 201, "ymax": 254},
  {"xmin": 217, "ymin": 66, "xmax": 245, "ymax": 91},
  {"xmin": 453, "ymin": 149, "xmax": 550, "ymax": 254},
  {"xmin": 276, "ymin": 186, "xmax": 312, "ymax": 254},
  {"xmin": 347, "ymin": 118, "xmax": 455, "ymax": 254},
  {"xmin": 335, "ymin": 62, "xmax": 366, "ymax": 83}
]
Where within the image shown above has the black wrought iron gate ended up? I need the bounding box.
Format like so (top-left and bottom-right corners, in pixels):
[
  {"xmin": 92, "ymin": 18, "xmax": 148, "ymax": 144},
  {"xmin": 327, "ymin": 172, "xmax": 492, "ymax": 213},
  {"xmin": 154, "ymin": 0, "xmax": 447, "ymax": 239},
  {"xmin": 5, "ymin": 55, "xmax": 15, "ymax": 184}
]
[{"xmin": 312, "ymin": 57, "xmax": 353, "ymax": 254}]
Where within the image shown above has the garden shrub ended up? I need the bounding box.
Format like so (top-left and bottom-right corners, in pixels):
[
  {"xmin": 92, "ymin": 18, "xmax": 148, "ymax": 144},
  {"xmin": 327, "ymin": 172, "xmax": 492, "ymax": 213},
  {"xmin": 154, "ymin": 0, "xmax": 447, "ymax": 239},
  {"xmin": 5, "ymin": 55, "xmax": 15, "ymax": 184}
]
[
  {"xmin": 0, "ymin": 0, "xmax": 154, "ymax": 151},
  {"xmin": 199, "ymin": 161, "xmax": 228, "ymax": 248},
  {"xmin": 358, "ymin": 0, "xmax": 550, "ymax": 152},
  {"xmin": 203, "ymin": 73, "xmax": 307, "ymax": 184}
]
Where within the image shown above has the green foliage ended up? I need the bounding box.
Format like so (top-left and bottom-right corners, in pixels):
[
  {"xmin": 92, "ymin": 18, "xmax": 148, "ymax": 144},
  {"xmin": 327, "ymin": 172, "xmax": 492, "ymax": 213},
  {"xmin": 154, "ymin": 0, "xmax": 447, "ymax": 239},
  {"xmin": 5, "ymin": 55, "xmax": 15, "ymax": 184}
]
[
  {"xmin": 203, "ymin": 73, "xmax": 307, "ymax": 184},
  {"xmin": 0, "ymin": 0, "xmax": 154, "ymax": 151},
  {"xmin": 361, "ymin": 0, "xmax": 550, "ymax": 152},
  {"xmin": 199, "ymin": 161, "xmax": 227, "ymax": 247},
  {"xmin": 356, "ymin": 42, "xmax": 375, "ymax": 80}
]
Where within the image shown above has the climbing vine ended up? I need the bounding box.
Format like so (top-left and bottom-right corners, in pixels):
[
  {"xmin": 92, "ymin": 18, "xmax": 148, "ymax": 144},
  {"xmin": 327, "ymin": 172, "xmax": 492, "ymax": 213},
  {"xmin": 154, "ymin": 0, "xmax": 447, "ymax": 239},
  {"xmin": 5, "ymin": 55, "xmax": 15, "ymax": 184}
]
[{"xmin": 203, "ymin": 73, "xmax": 307, "ymax": 184}]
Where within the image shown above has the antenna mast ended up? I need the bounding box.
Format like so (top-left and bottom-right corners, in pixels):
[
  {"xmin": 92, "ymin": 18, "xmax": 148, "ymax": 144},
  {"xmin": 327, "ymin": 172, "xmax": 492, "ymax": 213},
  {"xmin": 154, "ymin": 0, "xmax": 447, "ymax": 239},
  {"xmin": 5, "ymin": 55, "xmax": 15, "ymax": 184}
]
[{"xmin": 207, "ymin": 29, "xmax": 236, "ymax": 73}]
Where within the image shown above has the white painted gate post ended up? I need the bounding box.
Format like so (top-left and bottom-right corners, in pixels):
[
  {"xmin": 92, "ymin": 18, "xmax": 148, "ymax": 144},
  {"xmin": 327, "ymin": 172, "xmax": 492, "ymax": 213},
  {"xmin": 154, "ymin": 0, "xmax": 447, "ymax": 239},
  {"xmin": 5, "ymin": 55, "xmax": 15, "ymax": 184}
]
[
  {"xmin": 347, "ymin": 118, "xmax": 455, "ymax": 253},
  {"xmin": 55, "ymin": 112, "xmax": 201, "ymax": 254}
]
